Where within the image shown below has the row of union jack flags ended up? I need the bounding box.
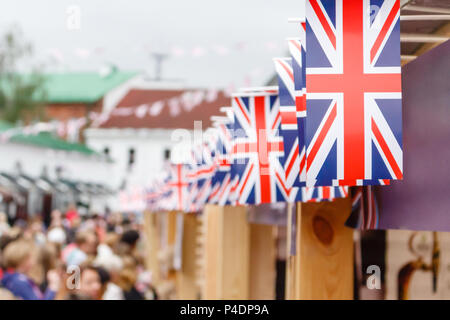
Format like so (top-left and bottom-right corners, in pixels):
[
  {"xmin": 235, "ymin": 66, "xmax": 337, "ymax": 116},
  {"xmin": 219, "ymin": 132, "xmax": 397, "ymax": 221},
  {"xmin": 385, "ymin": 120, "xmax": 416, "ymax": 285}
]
[{"xmin": 146, "ymin": 0, "xmax": 402, "ymax": 211}]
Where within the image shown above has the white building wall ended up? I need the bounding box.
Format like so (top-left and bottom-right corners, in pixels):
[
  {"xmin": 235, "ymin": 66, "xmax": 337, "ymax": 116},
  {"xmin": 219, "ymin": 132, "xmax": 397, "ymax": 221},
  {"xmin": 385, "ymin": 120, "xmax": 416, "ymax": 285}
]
[{"xmin": 84, "ymin": 128, "xmax": 189, "ymax": 191}]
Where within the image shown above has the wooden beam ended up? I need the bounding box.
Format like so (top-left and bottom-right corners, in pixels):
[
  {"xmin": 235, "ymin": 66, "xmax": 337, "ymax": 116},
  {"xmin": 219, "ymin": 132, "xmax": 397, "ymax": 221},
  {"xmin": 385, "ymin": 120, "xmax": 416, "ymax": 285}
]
[
  {"xmin": 401, "ymin": 54, "xmax": 417, "ymax": 66},
  {"xmin": 203, "ymin": 204, "xmax": 250, "ymax": 299},
  {"xmin": 290, "ymin": 198, "xmax": 354, "ymax": 300},
  {"xmin": 401, "ymin": 54, "xmax": 417, "ymax": 61},
  {"xmin": 176, "ymin": 213, "xmax": 201, "ymax": 299},
  {"xmin": 284, "ymin": 202, "xmax": 295, "ymax": 299},
  {"xmin": 143, "ymin": 211, "xmax": 160, "ymax": 285},
  {"xmin": 400, "ymin": 15, "xmax": 450, "ymax": 21},
  {"xmin": 413, "ymin": 22, "xmax": 450, "ymax": 57},
  {"xmin": 403, "ymin": 5, "xmax": 450, "ymax": 15},
  {"xmin": 166, "ymin": 210, "xmax": 178, "ymax": 283},
  {"xmin": 202, "ymin": 205, "xmax": 221, "ymax": 299},
  {"xmin": 401, "ymin": 33, "xmax": 449, "ymax": 43},
  {"xmin": 249, "ymin": 223, "xmax": 277, "ymax": 300},
  {"xmin": 294, "ymin": 203, "xmax": 302, "ymax": 299},
  {"xmin": 152, "ymin": 211, "xmax": 179, "ymax": 299},
  {"xmin": 221, "ymin": 205, "xmax": 250, "ymax": 299}
]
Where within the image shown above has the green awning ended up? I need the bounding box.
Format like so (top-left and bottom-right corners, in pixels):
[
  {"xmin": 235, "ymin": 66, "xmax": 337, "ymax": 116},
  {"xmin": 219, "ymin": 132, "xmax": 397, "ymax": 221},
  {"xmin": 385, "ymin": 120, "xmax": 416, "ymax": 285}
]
[
  {"xmin": 0, "ymin": 120, "xmax": 98, "ymax": 155},
  {"xmin": 1, "ymin": 70, "xmax": 138, "ymax": 104}
]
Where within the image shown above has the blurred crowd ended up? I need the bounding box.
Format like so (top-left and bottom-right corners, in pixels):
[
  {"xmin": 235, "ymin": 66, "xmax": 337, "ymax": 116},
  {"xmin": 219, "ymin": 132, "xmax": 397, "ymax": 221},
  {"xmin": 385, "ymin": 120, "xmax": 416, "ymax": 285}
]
[{"xmin": 0, "ymin": 207, "xmax": 157, "ymax": 300}]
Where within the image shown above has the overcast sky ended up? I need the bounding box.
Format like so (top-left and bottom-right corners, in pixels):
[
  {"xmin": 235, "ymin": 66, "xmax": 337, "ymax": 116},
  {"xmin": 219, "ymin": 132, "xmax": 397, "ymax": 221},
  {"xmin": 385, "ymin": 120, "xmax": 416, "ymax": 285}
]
[{"xmin": 0, "ymin": 0, "xmax": 304, "ymax": 88}]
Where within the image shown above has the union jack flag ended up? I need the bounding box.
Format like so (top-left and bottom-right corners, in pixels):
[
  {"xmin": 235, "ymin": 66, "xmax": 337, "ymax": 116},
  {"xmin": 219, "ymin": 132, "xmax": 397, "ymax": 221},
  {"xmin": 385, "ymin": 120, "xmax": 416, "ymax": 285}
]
[
  {"xmin": 303, "ymin": 185, "xmax": 348, "ymax": 202},
  {"xmin": 285, "ymin": 24, "xmax": 365, "ymax": 197},
  {"xmin": 273, "ymin": 57, "xmax": 305, "ymax": 188},
  {"xmin": 146, "ymin": 172, "xmax": 170, "ymax": 211},
  {"xmin": 232, "ymin": 92, "xmax": 290, "ymax": 204},
  {"xmin": 305, "ymin": 0, "xmax": 402, "ymax": 187},
  {"xmin": 287, "ymin": 16, "xmax": 307, "ymax": 150},
  {"xmin": 185, "ymin": 140, "xmax": 216, "ymax": 212},
  {"xmin": 345, "ymin": 186, "xmax": 380, "ymax": 229},
  {"xmin": 208, "ymin": 121, "xmax": 235, "ymax": 206},
  {"xmin": 167, "ymin": 163, "xmax": 191, "ymax": 211},
  {"xmin": 287, "ymin": 23, "xmax": 309, "ymax": 193}
]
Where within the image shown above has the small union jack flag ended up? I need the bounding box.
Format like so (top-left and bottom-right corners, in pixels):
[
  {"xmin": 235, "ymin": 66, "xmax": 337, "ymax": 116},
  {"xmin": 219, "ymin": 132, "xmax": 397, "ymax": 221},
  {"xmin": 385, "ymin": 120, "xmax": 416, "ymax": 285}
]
[
  {"xmin": 273, "ymin": 57, "xmax": 305, "ymax": 188},
  {"xmin": 232, "ymin": 92, "xmax": 290, "ymax": 204},
  {"xmin": 208, "ymin": 118, "xmax": 233, "ymax": 205},
  {"xmin": 345, "ymin": 186, "xmax": 380, "ymax": 229},
  {"xmin": 167, "ymin": 163, "xmax": 191, "ymax": 211},
  {"xmin": 185, "ymin": 139, "xmax": 216, "ymax": 212},
  {"xmin": 303, "ymin": 185, "xmax": 348, "ymax": 202},
  {"xmin": 305, "ymin": 0, "xmax": 402, "ymax": 187},
  {"xmin": 146, "ymin": 169, "xmax": 171, "ymax": 211}
]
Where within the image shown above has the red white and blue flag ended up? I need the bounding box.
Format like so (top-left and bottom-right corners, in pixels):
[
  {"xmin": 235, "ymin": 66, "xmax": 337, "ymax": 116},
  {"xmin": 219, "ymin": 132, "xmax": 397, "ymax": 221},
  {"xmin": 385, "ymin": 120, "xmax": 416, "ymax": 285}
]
[
  {"xmin": 187, "ymin": 138, "xmax": 217, "ymax": 212},
  {"xmin": 273, "ymin": 57, "xmax": 305, "ymax": 189},
  {"xmin": 305, "ymin": 0, "xmax": 402, "ymax": 187},
  {"xmin": 209, "ymin": 120, "xmax": 236, "ymax": 206},
  {"xmin": 302, "ymin": 185, "xmax": 348, "ymax": 203},
  {"xmin": 345, "ymin": 186, "xmax": 380, "ymax": 229},
  {"xmin": 232, "ymin": 92, "xmax": 290, "ymax": 204},
  {"xmin": 167, "ymin": 163, "xmax": 191, "ymax": 211}
]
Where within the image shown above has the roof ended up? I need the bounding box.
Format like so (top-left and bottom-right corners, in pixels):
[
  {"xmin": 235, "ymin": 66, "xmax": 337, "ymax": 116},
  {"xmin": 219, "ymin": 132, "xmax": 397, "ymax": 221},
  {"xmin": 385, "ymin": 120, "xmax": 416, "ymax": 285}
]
[
  {"xmin": 0, "ymin": 120, "xmax": 98, "ymax": 155},
  {"xmin": 99, "ymin": 88, "xmax": 230, "ymax": 130},
  {"xmin": 1, "ymin": 70, "xmax": 138, "ymax": 104},
  {"xmin": 41, "ymin": 71, "xmax": 138, "ymax": 104}
]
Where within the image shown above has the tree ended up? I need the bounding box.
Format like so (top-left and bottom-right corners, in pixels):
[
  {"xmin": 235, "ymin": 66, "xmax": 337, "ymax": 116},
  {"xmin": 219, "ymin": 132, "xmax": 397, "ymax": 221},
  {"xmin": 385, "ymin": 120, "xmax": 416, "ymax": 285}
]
[{"xmin": 0, "ymin": 26, "xmax": 46, "ymax": 124}]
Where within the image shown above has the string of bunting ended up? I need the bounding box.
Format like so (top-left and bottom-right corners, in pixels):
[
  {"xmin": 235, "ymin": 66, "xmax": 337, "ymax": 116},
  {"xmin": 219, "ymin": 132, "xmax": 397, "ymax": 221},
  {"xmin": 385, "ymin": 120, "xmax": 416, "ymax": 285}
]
[{"xmin": 0, "ymin": 88, "xmax": 224, "ymax": 142}]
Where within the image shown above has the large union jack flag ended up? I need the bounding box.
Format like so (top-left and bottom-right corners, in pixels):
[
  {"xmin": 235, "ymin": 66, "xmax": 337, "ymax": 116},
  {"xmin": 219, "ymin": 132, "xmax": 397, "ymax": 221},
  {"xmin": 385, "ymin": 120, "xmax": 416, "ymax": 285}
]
[
  {"xmin": 305, "ymin": 0, "xmax": 402, "ymax": 187},
  {"xmin": 232, "ymin": 92, "xmax": 290, "ymax": 204}
]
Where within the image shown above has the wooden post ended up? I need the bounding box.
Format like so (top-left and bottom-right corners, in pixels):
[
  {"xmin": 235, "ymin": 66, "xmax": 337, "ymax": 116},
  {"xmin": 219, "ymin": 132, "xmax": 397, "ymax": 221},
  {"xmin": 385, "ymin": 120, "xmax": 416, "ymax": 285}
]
[
  {"xmin": 249, "ymin": 223, "xmax": 277, "ymax": 299},
  {"xmin": 143, "ymin": 211, "xmax": 160, "ymax": 285},
  {"xmin": 166, "ymin": 210, "xmax": 178, "ymax": 282},
  {"xmin": 176, "ymin": 213, "xmax": 201, "ymax": 299},
  {"xmin": 203, "ymin": 204, "xmax": 250, "ymax": 299},
  {"xmin": 288, "ymin": 197, "xmax": 354, "ymax": 300},
  {"xmin": 285, "ymin": 202, "xmax": 295, "ymax": 299},
  {"xmin": 150, "ymin": 211, "xmax": 178, "ymax": 299}
]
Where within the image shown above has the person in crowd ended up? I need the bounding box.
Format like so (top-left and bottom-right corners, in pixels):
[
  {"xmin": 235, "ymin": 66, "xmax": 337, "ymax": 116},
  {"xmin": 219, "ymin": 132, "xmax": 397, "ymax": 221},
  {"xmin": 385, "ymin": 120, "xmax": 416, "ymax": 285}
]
[
  {"xmin": 1, "ymin": 239, "xmax": 60, "ymax": 300},
  {"xmin": 0, "ymin": 212, "xmax": 10, "ymax": 238},
  {"xmin": 24, "ymin": 218, "xmax": 46, "ymax": 246},
  {"xmin": 117, "ymin": 255, "xmax": 144, "ymax": 300},
  {"xmin": 49, "ymin": 210, "xmax": 63, "ymax": 229},
  {"xmin": 38, "ymin": 242, "xmax": 63, "ymax": 294},
  {"xmin": 65, "ymin": 204, "xmax": 80, "ymax": 228},
  {"xmin": 0, "ymin": 208, "xmax": 155, "ymax": 300},
  {"xmin": 62, "ymin": 230, "xmax": 98, "ymax": 266},
  {"xmin": 47, "ymin": 226, "xmax": 67, "ymax": 245},
  {"xmin": 117, "ymin": 229, "xmax": 140, "ymax": 256},
  {"xmin": 93, "ymin": 233, "xmax": 124, "ymax": 300},
  {"xmin": 60, "ymin": 264, "xmax": 102, "ymax": 300},
  {"xmin": 0, "ymin": 286, "xmax": 16, "ymax": 300},
  {"xmin": 76, "ymin": 265, "xmax": 102, "ymax": 300}
]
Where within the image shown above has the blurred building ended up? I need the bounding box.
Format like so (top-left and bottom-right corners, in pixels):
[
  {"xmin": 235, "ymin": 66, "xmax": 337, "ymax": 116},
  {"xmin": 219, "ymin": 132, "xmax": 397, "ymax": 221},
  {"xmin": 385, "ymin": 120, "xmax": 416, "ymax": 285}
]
[
  {"xmin": 7, "ymin": 68, "xmax": 139, "ymax": 142},
  {"xmin": 85, "ymin": 83, "xmax": 230, "ymax": 198},
  {"xmin": 43, "ymin": 69, "xmax": 137, "ymax": 118},
  {"xmin": 0, "ymin": 120, "xmax": 114, "ymax": 224}
]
